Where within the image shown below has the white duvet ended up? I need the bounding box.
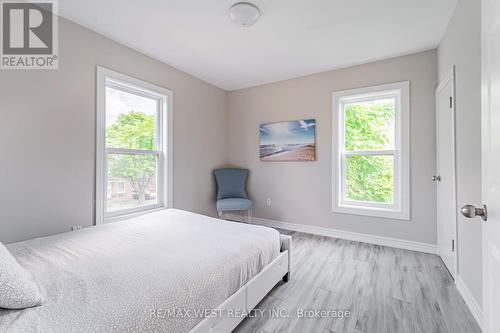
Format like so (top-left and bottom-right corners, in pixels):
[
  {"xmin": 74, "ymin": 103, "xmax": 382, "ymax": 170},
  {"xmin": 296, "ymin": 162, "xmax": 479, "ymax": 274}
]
[{"xmin": 0, "ymin": 209, "xmax": 281, "ymax": 333}]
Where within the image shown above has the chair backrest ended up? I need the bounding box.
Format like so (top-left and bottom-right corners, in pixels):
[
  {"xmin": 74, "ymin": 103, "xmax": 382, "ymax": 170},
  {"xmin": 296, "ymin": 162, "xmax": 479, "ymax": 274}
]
[{"xmin": 214, "ymin": 168, "xmax": 249, "ymax": 200}]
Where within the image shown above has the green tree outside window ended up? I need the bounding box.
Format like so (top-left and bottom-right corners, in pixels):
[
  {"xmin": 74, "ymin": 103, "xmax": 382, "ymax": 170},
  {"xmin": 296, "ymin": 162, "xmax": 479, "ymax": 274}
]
[
  {"xmin": 344, "ymin": 100, "xmax": 395, "ymax": 204},
  {"xmin": 106, "ymin": 111, "xmax": 157, "ymax": 204}
]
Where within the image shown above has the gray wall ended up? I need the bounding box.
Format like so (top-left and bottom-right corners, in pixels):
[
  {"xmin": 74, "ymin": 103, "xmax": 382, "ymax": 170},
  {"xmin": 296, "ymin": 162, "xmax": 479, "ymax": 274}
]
[
  {"xmin": 438, "ymin": 0, "xmax": 482, "ymax": 308},
  {"xmin": 227, "ymin": 50, "xmax": 438, "ymax": 244},
  {"xmin": 0, "ymin": 18, "xmax": 227, "ymax": 244}
]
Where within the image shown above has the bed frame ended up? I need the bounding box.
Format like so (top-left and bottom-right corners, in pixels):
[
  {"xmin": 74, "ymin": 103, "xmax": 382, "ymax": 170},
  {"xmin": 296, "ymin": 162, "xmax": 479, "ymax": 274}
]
[{"xmin": 190, "ymin": 234, "xmax": 292, "ymax": 333}]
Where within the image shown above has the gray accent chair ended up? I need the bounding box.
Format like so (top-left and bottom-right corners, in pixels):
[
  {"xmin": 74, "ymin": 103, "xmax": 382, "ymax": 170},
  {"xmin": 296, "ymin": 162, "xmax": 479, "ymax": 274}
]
[{"xmin": 214, "ymin": 168, "xmax": 253, "ymax": 223}]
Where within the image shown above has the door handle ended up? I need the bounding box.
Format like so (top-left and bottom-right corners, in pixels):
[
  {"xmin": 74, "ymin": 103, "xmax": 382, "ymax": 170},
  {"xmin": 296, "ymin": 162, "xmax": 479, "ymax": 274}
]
[
  {"xmin": 461, "ymin": 204, "xmax": 488, "ymax": 221},
  {"xmin": 432, "ymin": 175, "xmax": 441, "ymax": 182}
]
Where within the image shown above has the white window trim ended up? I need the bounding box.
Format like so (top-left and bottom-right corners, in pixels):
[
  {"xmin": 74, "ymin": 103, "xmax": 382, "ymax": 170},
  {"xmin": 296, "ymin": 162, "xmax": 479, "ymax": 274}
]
[
  {"xmin": 96, "ymin": 66, "xmax": 173, "ymax": 224},
  {"xmin": 332, "ymin": 81, "xmax": 410, "ymax": 220}
]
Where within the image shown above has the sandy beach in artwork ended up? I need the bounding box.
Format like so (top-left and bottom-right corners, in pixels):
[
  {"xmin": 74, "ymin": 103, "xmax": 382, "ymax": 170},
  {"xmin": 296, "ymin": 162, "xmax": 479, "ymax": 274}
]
[{"xmin": 260, "ymin": 144, "xmax": 316, "ymax": 161}]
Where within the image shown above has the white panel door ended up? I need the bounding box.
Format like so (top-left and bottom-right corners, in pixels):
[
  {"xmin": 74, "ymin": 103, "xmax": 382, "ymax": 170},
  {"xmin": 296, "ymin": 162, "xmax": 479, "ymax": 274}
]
[
  {"xmin": 481, "ymin": 0, "xmax": 500, "ymax": 331},
  {"xmin": 436, "ymin": 69, "xmax": 457, "ymax": 278}
]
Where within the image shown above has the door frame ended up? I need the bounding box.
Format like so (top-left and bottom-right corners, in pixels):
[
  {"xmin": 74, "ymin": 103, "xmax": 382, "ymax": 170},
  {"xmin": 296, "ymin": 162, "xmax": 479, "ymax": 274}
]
[{"xmin": 435, "ymin": 66, "xmax": 458, "ymax": 278}]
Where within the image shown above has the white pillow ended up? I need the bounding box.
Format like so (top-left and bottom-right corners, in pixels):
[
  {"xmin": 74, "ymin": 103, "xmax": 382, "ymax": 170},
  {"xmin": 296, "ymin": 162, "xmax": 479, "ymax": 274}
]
[{"xmin": 0, "ymin": 242, "xmax": 42, "ymax": 309}]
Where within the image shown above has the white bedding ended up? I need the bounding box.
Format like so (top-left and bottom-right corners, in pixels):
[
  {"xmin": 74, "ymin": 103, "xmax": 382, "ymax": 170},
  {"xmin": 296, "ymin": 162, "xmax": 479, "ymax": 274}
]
[{"xmin": 0, "ymin": 209, "xmax": 281, "ymax": 333}]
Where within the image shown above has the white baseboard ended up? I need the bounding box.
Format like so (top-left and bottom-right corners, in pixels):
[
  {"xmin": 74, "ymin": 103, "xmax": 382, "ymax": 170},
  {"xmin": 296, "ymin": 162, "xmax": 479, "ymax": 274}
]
[
  {"xmin": 455, "ymin": 276, "xmax": 483, "ymax": 330},
  {"xmin": 226, "ymin": 214, "xmax": 437, "ymax": 254}
]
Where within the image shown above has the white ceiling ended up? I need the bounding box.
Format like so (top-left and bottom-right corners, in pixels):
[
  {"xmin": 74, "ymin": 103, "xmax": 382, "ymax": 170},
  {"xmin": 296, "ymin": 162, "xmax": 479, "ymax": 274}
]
[{"xmin": 59, "ymin": 0, "xmax": 457, "ymax": 91}]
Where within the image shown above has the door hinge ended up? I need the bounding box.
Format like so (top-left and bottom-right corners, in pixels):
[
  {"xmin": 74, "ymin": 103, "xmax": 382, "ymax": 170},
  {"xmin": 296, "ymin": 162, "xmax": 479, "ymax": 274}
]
[
  {"xmin": 449, "ymin": 96, "xmax": 453, "ymax": 109},
  {"xmin": 452, "ymin": 239, "xmax": 455, "ymax": 252}
]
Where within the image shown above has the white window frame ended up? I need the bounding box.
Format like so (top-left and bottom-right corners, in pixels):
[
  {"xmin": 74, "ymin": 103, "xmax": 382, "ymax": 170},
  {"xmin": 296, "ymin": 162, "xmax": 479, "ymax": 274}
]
[
  {"xmin": 96, "ymin": 66, "xmax": 173, "ymax": 224},
  {"xmin": 332, "ymin": 81, "xmax": 410, "ymax": 220}
]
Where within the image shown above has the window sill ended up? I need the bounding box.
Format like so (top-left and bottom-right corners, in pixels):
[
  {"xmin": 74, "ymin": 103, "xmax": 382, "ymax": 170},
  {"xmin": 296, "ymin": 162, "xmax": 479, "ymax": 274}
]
[
  {"xmin": 102, "ymin": 205, "xmax": 168, "ymax": 224},
  {"xmin": 332, "ymin": 204, "xmax": 410, "ymax": 221}
]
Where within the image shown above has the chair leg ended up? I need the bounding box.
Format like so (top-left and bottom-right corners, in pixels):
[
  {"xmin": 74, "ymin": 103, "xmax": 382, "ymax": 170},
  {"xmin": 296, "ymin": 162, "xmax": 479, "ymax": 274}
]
[
  {"xmin": 218, "ymin": 210, "xmax": 223, "ymax": 219},
  {"xmin": 248, "ymin": 209, "xmax": 252, "ymax": 224}
]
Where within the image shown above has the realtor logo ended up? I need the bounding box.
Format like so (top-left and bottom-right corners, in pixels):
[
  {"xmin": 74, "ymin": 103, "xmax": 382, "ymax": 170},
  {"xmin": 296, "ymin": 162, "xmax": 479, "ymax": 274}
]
[{"xmin": 1, "ymin": 0, "xmax": 58, "ymax": 69}]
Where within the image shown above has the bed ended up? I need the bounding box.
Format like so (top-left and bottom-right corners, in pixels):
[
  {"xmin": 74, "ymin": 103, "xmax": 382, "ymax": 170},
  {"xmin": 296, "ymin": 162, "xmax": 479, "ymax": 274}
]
[{"xmin": 0, "ymin": 209, "xmax": 291, "ymax": 333}]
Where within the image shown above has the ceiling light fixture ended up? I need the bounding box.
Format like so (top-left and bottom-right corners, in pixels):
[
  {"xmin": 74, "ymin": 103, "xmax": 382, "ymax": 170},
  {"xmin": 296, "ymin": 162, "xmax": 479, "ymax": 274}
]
[{"xmin": 228, "ymin": 2, "xmax": 261, "ymax": 27}]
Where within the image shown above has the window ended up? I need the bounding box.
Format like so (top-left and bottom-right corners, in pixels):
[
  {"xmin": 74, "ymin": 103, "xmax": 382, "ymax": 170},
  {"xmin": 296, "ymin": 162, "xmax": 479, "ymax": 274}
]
[
  {"xmin": 115, "ymin": 181, "xmax": 126, "ymax": 194},
  {"xmin": 332, "ymin": 82, "xmax": 409, "ymax": 220},
  {"xmin": 96, "ymin": 67, "xmax": 173, "ymax": 224},
  {"xmin": 108, "ymin": 181, "xmax": 126, "ymax": 195}
]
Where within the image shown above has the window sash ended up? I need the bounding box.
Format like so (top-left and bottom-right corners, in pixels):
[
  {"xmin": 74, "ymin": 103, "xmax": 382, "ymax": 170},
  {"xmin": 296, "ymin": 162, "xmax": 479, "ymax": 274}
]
[
  {"xmin": 104, "ymin": 151, "xmax": 164, "ymax": 218},
  {"xmin": 340, "ymin": 151, "xmax": 400, "ymax": 210},
  {"xmin": 341, "ymin": 93, "xmax": 401, "ymax": 153},
  {"xmin": 105, "ymin": 83, "xmax": 163, "ymax": 152}
]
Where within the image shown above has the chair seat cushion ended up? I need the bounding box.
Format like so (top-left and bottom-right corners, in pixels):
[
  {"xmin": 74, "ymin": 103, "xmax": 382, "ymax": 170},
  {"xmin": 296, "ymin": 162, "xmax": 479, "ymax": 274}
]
[{"xmin": 217, "ymin": 198, "xmax": 253, "ymax": 211}]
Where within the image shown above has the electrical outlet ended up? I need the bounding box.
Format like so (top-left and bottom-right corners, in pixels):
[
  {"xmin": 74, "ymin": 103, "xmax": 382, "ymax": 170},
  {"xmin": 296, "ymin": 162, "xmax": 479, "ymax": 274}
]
[
  {"xmin": 266, "ymin": 198, "xmax": 272, "ymax": 207},
  {"xmin": 71, "ymin": 225, "xmax": 83, "ymax": 231}
]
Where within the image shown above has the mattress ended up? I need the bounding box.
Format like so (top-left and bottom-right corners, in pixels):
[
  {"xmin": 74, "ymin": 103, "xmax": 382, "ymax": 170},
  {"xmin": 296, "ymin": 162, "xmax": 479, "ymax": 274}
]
[{"xmin": 0, "ymin": 209, "xmax": 281, "ymax": 332}]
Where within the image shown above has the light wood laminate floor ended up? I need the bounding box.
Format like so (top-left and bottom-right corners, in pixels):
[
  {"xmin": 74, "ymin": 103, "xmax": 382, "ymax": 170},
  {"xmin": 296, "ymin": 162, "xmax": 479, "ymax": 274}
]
[{"xmin": 234, "ymin": 231, "xmax": 481, "ymax": 333}]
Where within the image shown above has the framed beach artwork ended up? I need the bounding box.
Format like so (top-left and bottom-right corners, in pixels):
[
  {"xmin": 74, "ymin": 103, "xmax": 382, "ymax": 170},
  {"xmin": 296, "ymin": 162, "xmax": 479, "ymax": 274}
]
[{"xmin": 259, "ymin": 119, "xmax": 316, "ymax": 161}]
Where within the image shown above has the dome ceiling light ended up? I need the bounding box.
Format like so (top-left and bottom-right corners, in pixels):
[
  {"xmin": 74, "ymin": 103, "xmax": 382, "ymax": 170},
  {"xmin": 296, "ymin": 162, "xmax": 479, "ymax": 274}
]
[{"xmin": 228, "ymin": 2, "xmax": 261, "ymax": 27}]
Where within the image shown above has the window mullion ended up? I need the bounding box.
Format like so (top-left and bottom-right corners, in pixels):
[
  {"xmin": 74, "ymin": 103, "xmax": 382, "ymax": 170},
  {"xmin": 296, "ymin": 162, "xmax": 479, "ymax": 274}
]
[
  {"xmin": 343, "ymin": 150, "xmax": 396, "ymax": 156},
  {"xmin": 106, "ymin": 148, "xmax": 161, "ymax": 155}
]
